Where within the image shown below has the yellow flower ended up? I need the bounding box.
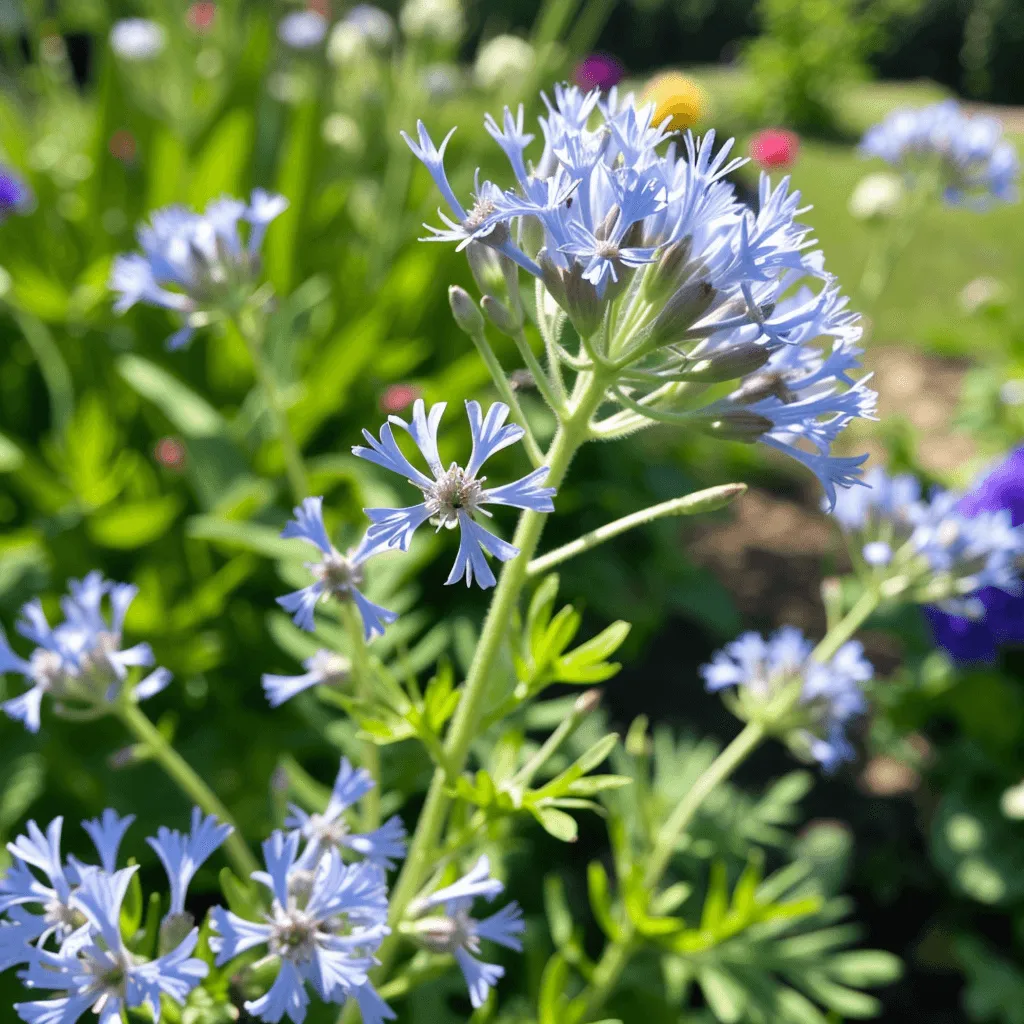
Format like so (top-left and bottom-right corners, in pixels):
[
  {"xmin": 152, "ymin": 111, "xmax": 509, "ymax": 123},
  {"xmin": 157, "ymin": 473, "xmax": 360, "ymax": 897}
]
[{"xmin": 643, "ymin": 72, "xmax": 705, "ymax": 132}]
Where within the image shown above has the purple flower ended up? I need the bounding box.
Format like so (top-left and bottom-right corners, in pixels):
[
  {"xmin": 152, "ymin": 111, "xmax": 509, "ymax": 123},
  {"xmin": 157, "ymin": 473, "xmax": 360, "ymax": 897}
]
[
  {"xmin": 0, "ymin": 167, "xmax": 30, "ymax": 221},
  {"xmin": 573, "ymin": 54, "xmax": 624, "ymax": 93},
  {"xmin": 926, "ymin": 448, "xmax": 1024, "ymax": 663}
]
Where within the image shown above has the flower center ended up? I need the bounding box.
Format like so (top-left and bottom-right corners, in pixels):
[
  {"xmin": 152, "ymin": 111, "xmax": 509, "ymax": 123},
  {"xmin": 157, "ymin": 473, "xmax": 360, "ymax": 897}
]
[
  {"xmin": 425, "ymin": 464, "xmax": 485, "ymax": 529},
  {"xmin": 315, "ymin": 552, "xmax": 365, "ymax": 598},
  {"xmin": 268, "ymin": 906, "xmax": 320, "ymax": 963},
  {"xmin": 593, "ymin": 239, "xmax": 621, "ymax": 260},
  {"xmin": 307, "ymin": 812, "xmax": 350, "ymax": 849},
  {"xmin": 419, "ymin": 910, "xmax": 479, "ymax": 955},
  {"xmin": 44, "ymin": 896, "xmax": 84, "ymax": 937}
]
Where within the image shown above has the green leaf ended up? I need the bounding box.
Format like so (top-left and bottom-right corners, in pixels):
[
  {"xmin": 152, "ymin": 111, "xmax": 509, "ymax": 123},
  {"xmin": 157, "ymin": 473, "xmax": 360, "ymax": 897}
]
[
  {"xmin": 189, "ymin": 109, "xmax": 254, "ymax": 205},
  {"xmin": 543, "ymin": 875, "xmax": 574, "ymax": 950},
  {"xmin": 566, "ymin": 774, "xmax": 632, "ymax": 796},
  {"xmin": 121, "ymin": 866, "xmax": 144, "ymax": 938},
  {"xmin": 800, "ymin": 974, "xmax": 881, "ymax": 1018},
  {"xmin": 87, "ymin": 496, "xmax": 183, "ymax": 549},
  {"xmin": 699, "ymin": 966, "xmax": 747, "ymax": 1023},
  {"xmin": 0, "ymin": 432, "xmax": 25, "ymax": 473},
  {"xmin": 538, "ymin": 952, "xmax": 570, "ymax": 1024},
  {"xmin": 587, "ymin": 861, "xmax": 620, "ymax": 941},
  {"xmin": 187, "ymin": 515, "xmax": 305, "ymax": 559},
  {"xmin": 533, "ymin": 806, "xmax": 578, "ymax": 843},
  {"xmin": 555, "ymin": 620, "xmax": 631, "ymax": 684},
  {"xmin": 0, "ymin": 754, "xmax": 44, "ymax": 836},
  {"xmin": 117, "ymin": 355, "xmax": 226, "ymax": 438},
  {"xmin": 219, "ymin": 867, "xmax": 262, "ymax": 919},
  {"xmin": 828, "ymin": 949, "xmax": 902, "ymax": 987}
]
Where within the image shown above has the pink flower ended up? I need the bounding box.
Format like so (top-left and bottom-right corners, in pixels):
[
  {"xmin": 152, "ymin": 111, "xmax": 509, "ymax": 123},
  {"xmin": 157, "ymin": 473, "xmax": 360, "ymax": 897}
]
[
  {"xmin": 750, "ymin": 128, "xmax": 800, "ymax": 169},
  {"xmin": 573, "ymin": 53, "xmax": 624, "ymax": 93},
  {"xmin": 186, "ymin": 2, "xmax": 216, "ymax": 32},
  {"xmin": 154, "ymin": 437, "xmax": 187, "ymax": 471},
  {"xmin": 379, "ymin": 383, "xmax": 422, "ymax": 414}
]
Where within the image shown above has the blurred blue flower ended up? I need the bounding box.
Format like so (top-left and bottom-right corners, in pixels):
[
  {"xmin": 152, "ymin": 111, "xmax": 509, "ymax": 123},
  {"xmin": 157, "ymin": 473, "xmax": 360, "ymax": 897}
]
[
  {"xmin": 702, "ymin": 626, "xmax": 872, "ymax": 771},
  {"xmin": 411, "ymin": 855, "xmax": 524, "ymax": 1009},
  {"xmin": 353, "ymin": 399, "xmax": 556, "ymax": 588},
  {"xmin": 278, "ymin": 10, "xmax": 328, "ymax": 49},
  {"xmin": 276, "ymin": 497, "xmax": 398, "ymax": 639},
  {"xmin": 925, "ymin": 447, "xmax": 1024, "ymax": 662},
  {"xmin": 15, "ymin": 866, "xmax": 207, "ymax": 1024},
  {"xmin": 860, "ymin": 100, "xmax": 1020, "ymax": 206},
  {"xmin": 0, "ymin": 166, "xmax": 31, "ymax": 221},
  {"xmin": 262, "ymin": 649, "xmax": 351, "ymax": 707},
  {"xmin": 0, "ymin": 572, "xmax": 171, "ymax": 733},
  {"xmin": 110, "ymin": 189, "xmax": 287, "ymax": 349},
  {"xmin": 404, "ymin": 86, "xmax": 872, "ymax": 504},
  {"xmin": 210, "ymin": 830, "xmax": 391, "ymax": 1024},
  {"xmin": 288, "ymin": 758, "xmax": 407, "ymax": 871}
]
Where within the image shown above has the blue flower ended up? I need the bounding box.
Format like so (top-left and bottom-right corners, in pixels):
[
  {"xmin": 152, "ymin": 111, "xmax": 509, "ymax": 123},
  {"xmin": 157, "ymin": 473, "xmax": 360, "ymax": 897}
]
[
  {"xmin": 288, "ymin": 758, "xmax": 407, "ymax": 871},
  {"xmin": 701, "ymin": 627, "xmax": 872, "ymax": 771},
  {"xmin": 829, "ymin": 463, "xmax": 1024, "ymax": 615},
  {"xmin": 80, "ymin": 811, "xmax": 135, "ymax": 874},
  {"xmin": 147, "ymin": 808, "xmax": 233, "ymax": 918},
  {"xmin": 860, "ymin": 100, "xmax": 1020, "ymax": 207},
  {"xmin": 410, "ymin": 856, "xmax": 524, "ymax": 1009},
  {"xmin": 0, "ymin": 167, "xmax": 31, "ymax": 221},
  {"xmin": 110, "ymin": 189, "xmax": 288, "ymax": 350},
  {"xmin": 0, "ymin": 573, "xmax": 171, "ymax": 733},
  {"xmin": 210, "ymin": 831, "xmax": 392, "ymax": 1024},
  {"xmin": 276, "ymin": 498, "xmax": 399, "ymax": 640},
  {"xmin": 278, "ymin": 10, "xmax": 328, "ymax": 48},
  {"xmin": 14, "ymin": 865, "xmax": 208, "ymax": 1024},
  {"xmin": 353, "ymin": 399, "xmax": 556, "ymax": 588},
  {"xmin": 404, "ymin": 87, "xmax": 871, "ymax": 504},
  {"xmin": 262, "ymin": 649, "xmax": 352, "ymax": 708}
]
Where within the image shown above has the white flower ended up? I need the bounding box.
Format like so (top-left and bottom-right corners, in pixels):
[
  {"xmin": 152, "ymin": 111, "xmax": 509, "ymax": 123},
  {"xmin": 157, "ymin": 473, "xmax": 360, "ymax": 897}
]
[
  {"xmin": 848, "ymin": 172, "xmax": 904, "ymax": 221},
  {"xmin": 474, "ymin": 35, "xmax": 534, "ymax": 90},
  {"xmin": 399, "ymin": 0, "xmax": 463, "ymax": 43},
  {"xmin": 109, "ymin": 18, "xmax": 166, "ymax": 61}
]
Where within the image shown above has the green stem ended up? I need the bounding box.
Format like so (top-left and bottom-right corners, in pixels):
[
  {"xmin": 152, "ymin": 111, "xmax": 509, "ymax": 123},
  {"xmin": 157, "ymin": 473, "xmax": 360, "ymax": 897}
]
[
  {"xmin": 514, "ymin": 326, "xmax": 568, "ymax": 417},
  {"xmin": 810, "ymin": 588, "xmax": 881, "ymax": 664},
  {"xmin": 527, "ymin": 484, "xmax": 747, "ymax": 578},
  {"xmin": 115, "ymin": 702, "xmax": 260, "ymax": 879},
  {"xmin": 234, "ymin": 313, "xmax": 309, "ymax": 505},
  {"xmin": 339, "ymin": 371, "xmax": 611, "ymax": 1021},
  {"xmin": 582, "ymin": 721, "xmax": 765, "ymax": 1019},
  {"xmin": 464, "ymin": 321, "xmax": 545, "ymax": 467},
  {"xmin": 343, "ymin": 604, "xmax": 382, "ymax": 832}
]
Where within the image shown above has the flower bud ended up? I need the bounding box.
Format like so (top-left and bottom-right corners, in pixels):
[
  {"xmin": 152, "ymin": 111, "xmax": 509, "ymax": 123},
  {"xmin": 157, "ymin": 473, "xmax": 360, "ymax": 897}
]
[
  {"xmin": 643, "ymin": 237, "xmax": 693, "ymax": 300},
  {"xmin": 574, "ymin": 688, "xmax": 603, "ymax": 715},
  {"xmin": 465, "ymin": 241, "xmax": 506, "ymax": 297},
  {"xmin": 562, "ymin": 265, "xmax": 604, "ymax": 339},
  {"xmin": 729, "ymin": 370, "xmax": 797, "ymax": 406},
  {"xmin": 159, "ymin": 911, "xmax": 196, "ymax": 955},
  {"xmin": 650, "ymin": 278, "xmax": 716, "ymax": 346},
  {"xmin": 481, "ymin": 294, "xmax": 521, "ymax": 336},
  {"xmin": 448, "ymin": 285, "xmax": 485, "ymax": 337},
  {"xmin": 698, "ymin": 410, "xmax": 774, "ymax": 442},
  {"xmin": 679, "ymin": 342, "xmax": 772, "ymax": 383}
]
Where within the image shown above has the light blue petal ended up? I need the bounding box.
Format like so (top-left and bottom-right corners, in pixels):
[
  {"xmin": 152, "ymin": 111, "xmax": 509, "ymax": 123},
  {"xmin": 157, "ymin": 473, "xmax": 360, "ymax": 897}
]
[
  {"xmin": 423, "ymin": 855, "xmax": 503, "ymax": 909},
  {"xmin": 81, "ymin": 810, "xmax": 134, "ymax": 873},
  {"xmin": 472, "ymin": 901, "xmax": 525, "ymax": 951},
  {"xmin": 209, "ymin": 907, "xmax": 271, "ymax": 965},
  {"xmin": 454, "ymin": 946, "xmax": 504, "ymax": 1010},
  {"xmin": 482, "ymin": 467, "xmax": 556, "ymax": 512},
  {"xmin": 353, "ymin": 424, "xmax": 435, "ymax": 490},
  {"xmin": 281, "ymin": 497, "xmax": 333, "ymax": 555},
  {"xmin": 277, "ymin": 582, "xmax": 327, "ymax": 632},
  {"xmin": 445, "ymin": 513, "xmax": 519, "ymax": 589},
  {"xmin": 245, "ymin": 959, "xmax": 310, "ymax": 1024},
  {"xmin": 350, "ymin": 589, "xmax": 399, "ymax": 642},
  {"xmin": 362, "ymin": 503, "xmax": 433, "ymax": 553},
  {"xmin": 146, "ymin": 808, "xmax": 233, "ymax": 915},
  {"xmin": 464, "ymin": 401, "xmax": 524, "ymax": 478},
  {"xmin": 343, "ymin": 815, "xmax": 407, "ymax": 870}
]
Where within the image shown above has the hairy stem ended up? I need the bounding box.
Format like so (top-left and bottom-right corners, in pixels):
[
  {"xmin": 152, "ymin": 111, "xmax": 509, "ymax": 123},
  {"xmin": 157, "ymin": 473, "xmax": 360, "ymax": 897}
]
[
  {"xmin": 527, "ymin": 484, "xmax": 747, "ymax": 577},
  {"xmin": 115, "ymin": 702, "xmax": 260, "ymax": 879},
  {"xmin": 810, "ymin": 588, "xmax": 881, "ymax": 664}
]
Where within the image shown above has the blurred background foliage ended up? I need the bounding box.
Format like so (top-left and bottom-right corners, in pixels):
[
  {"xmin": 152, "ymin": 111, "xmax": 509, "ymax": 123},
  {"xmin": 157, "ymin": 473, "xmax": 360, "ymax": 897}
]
[{"xmin": 0, "ymin": 0, "xmax": 1022, "ymax": 1021}]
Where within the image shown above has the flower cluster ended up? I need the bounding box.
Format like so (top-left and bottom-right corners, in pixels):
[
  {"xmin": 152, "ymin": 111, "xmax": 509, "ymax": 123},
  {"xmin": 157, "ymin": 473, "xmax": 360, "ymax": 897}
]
[
  {"xmin": 1, "ymin": 571, "xmax": 171, "ymax": 733},
  {"xmin": 859, "ymin": 100, "xmax": 1020, "ymax": 206},
  {"xmin": 0, "ymin": 808, "xmax": 228, "ymax": 1023},
  {"xmin": 923, "ymin": 448, "xmax": 1024, "ymax": 662},
  {"xmin": 404, "ymin": 84, "xmax": 874, "ymax": 504},
  {"xmin": 110, "ymin": 188, "xmax": 288, "ymax": 349},
  {"xmin": 407, "ymin": 856, "xmax": 525, "ymax": 1009},
  {"xmin": 275, "ymin": 399, "xmax": 555, "ymax": 649},
  {"xmin": 830, "ymin": 465, "xmax": 1024, "ymax": 615},
  {"xmin": 210, "ymin": 831, "xmax": 393, "ymax": 1024},
  {"xmin": 702, "ymin": 626, "xmax": 873, "ymax": 770}
]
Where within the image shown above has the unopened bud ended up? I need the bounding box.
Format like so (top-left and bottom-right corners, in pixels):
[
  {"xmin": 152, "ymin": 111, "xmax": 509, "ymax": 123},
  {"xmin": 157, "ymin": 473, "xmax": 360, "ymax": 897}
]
[
  {"xmin": 481, "ymin": 294, "xmax": 521, "ymax": 336},
  {"xmin": 465, "ymin": 242, "xmax": 506, "ymax": 297},
  {"xmin": 574, "ymin": 688, "xmax": 603, "ymax": 715},
  {"xmin": 562, "ymin": 265, "xmax": 604, "ymax": 339},
  {"xmin": 680, "ymin": 342, "xmax": 772, "ymax": 383},
  {"xmin": 698, "ymin": 410, "xmax": 773, "ymax": 442},
  {"xmin": 539, "ymin": 255, "xmax": 567, "ymax": 309},
  {"xmin": 645, "ymin": 237, "xmax": 693, "ymax": 297},
  {"xmin": 729, "ymin": 370, "xmax": 797, "ymax": 406},
  {"xmin": 159, "ymin": 911, "xmax": 195, "ymax": 955},
  {"xmin": 651, "ymin": 278, "xmax": 717, "ymax": 345},
  {"xmin": 448, "ymin": 285, "xmax": 485, "ymax": 337}
]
